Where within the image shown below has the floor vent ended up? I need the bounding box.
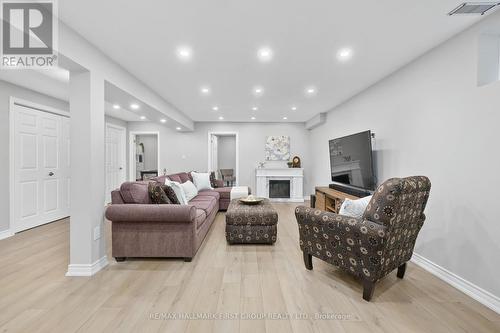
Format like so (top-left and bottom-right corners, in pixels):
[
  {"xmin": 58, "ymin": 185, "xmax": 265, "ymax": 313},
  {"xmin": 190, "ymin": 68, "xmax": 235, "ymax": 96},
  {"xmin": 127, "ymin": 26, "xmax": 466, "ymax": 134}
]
[{"xmin": 449, "ymin": 2, "xmax": 500, "ymax": 15}]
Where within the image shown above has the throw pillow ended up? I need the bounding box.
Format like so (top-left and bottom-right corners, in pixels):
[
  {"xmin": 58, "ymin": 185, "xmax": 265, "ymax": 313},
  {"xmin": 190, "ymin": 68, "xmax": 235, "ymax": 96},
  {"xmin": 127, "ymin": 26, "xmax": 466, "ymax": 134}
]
[
  {"xmin": 162, "ymin": 184, "xmax": 180, "ymax": 204},
  {"xmin": 339, "ymin": 195, "xmax": 373, "ymax": 219},
  {"xmin": 180, "ymin": 180, "xmax": 198, "ymax": 202},
  {"xmin": 191, "ymin": 172, "xmax": 213, "ymax": 191},
  {"xmin": 209, "ymin": 171, "xmax": 217, "ymax": 188},
  {"xmin": 165, "ymin": 179, "xmax": 188, "ymax": 205},
  {"xmin": 148, "ymin": 182, "xmax": 172, "ymax": 204}
]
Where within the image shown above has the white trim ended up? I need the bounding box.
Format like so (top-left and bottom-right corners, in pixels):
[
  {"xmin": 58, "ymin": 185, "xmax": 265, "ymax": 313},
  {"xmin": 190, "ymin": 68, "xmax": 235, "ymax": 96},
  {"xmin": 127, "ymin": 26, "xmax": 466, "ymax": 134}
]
[
  {"xmin": 9, "ymin": 97, "xmax": 70, "ymax": 234},
  {"xmin": 411, "ymin": 253, "xmax": 500, "ymax": 314},
  {"xmin": 0, "ymin": 229, "xmax": 14, "ymax": 241},
  {"xmin": 128, "ymin": 131, "xmax": 160, "ymax": 181},
  {"xmin": 65, "ymin": 256, "xmax": 109, "ymax": 277},
  {"xmin": 207, "ymin": 131, "xmax": 239, "ymax": 186}
]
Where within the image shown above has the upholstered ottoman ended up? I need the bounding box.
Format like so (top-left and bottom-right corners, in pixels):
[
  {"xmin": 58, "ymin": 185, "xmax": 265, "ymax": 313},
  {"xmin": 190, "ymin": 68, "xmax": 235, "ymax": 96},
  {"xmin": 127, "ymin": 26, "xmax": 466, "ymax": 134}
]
[{"xmin": 225, "ymin": 198, "xmax": 278, "ymax": 244}]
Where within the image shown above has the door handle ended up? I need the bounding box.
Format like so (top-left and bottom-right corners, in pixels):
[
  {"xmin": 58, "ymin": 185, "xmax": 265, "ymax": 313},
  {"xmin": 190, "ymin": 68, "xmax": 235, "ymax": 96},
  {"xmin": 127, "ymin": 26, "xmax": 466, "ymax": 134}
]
[{"xmin": 48, "ymin": 172, "xmax": 54, "ymax": 176}]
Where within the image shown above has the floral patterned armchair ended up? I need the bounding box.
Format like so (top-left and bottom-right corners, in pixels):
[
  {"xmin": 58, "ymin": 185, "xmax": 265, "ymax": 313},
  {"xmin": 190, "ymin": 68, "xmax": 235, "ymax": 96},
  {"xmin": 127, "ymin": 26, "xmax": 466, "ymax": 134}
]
[{"xmin": 295, "ymin": 176, "xmax": 431, "ymax": 301}]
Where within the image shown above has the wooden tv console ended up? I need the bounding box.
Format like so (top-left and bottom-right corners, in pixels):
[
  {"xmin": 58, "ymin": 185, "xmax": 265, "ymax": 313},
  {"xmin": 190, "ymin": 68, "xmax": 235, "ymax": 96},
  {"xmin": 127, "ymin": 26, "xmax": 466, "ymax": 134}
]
[{"xmin": 314, "ymin": 187, "xmax": 361, "ymax": 213}]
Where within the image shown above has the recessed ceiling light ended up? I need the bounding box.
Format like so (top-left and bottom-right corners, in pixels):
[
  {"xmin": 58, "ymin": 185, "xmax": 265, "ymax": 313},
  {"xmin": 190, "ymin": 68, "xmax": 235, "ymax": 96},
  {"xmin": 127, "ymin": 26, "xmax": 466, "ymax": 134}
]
[
  {"xmin": 176, "ymin": 126, "xmax": 182, "ymax": 130},
  {"xmin": 160, "ymin": 118, "xmax": 167, "ymax": 123},
  {"xmin": 291, "ymin": 106, "xmax": 297, "ymax": 111},
  {"xmin": 251, "ymin": 116, "xmax": 256, "ymax": 120},
  {"xmin": 200, "ymin": 86, "xmax": 211, "ymax": 95},
  {"xmin": 283, "ymin": 116, "xmax": 288, "ymax": 120},
  {"xmin": 130, "ymin": 103, "xmax": 140, "ymax": 110},
  {"xmin": 112, "ymin": 104, "xmax": 120, "ymax": 109},
  {"xmin": 257, "ymin": 47, "xmax": 273, "ymax": 62},
  {"xmin": 305, "ymin": 87, "xmax": 317, "ymax": 96},
  {"xmin": 218, "ymin": 116, "xmax": 224, "ymax": 120},
  {"xmin": 337, "ymin": 47, "xmax": 353, "ymax": 61},
  {"xmin": 253, "ymin": 86, "xmax": 264, "ymax": 96},
  {"xmin": 212, "ymin": 106, "xmax": 219, "ymax": 111},
  {"xmin": 140, "ymin": 116, "xmax": 146, "ymax": 120},
  {"xmin": 176, "ymin": 46, "xmax": 192, "ymax": 61},
  {"xmin": 252, "ymin": 106, "xmax": 258, "ymax": 111}
]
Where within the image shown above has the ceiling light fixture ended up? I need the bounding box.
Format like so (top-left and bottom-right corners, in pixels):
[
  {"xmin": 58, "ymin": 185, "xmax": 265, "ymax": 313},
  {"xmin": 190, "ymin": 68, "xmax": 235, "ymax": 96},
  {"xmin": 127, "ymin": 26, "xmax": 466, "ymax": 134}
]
[
  {"xmin": 305, "ymin": 87, "xmax": 317, "ymax": 96},
  {"xmin": 112, "ymin": 104, "xmax": 120, "ymax": 109},
  {"xmin": 252, "ymin": 106, "xmax": 258, "ymax": 111},
  {"xmin": 200, "ymin": 86, "xmax": 211, "ymax": 95},
  {"xmin": 337, "ymin": 47, "xmax": 353, "ymax": 61},
  {"xmin": 212, "ymin": 106, "xmax": 219, "ymax": 111},
  {"xmin": 140, "ymin": 116, "xmax": 146, "ymax": 120},
  {"xmin": 218, "ymin": 116, "xmax": 224, "ymax": 120},
  {"xmin": 130, "ymin": 103, "xmax": 140, "ymax": 110},
  {"xmin": 257, "ymin": 47, "xmax": 273, "ymax": 62},
  {"xmin": 283, "ymin": 116, "xmax": 288, "ymax": 120},
  {"xmin": 160, "ymin": 118, "xmax": 167, "ymax": 123},
  {"xmin": 253, "ymin": 86, "xmax": 264, "ymax": 96},
  {"xmin": 176, "ymin": 126, "xmax": 182, "ymax": 130},
  {"xmin": 251, "ymin": 116, "xmax": 256, "ymax": 120},
  {"xmin": 291, "ymin": 106, "xmax": 297, "ymax": 111},
  {"xmin": 176, "ymin": 46, "xmax": 192, "ymax": 61}
]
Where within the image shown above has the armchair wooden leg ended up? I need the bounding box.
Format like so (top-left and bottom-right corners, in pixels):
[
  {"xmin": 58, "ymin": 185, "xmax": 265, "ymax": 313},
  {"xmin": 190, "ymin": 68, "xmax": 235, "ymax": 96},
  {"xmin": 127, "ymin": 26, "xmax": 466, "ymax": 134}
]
[
  {"xmin": 303, "ymin": 252, "xmax": 313, "ymax": 270},
  {"xmin": 397, "ymin": 262, "xmax": 407, "ymax": 279},
  {"xmin": 362, "ymin": 280, "xmax": 375, "ymax": 301}
]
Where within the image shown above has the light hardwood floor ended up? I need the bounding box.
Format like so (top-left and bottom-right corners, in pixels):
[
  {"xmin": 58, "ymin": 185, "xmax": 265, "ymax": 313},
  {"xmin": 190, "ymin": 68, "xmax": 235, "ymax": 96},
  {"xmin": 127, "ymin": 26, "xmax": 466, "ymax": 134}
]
[{"xmin": 0, "ymin": 202, "xmax": 499, "ymax": 333}]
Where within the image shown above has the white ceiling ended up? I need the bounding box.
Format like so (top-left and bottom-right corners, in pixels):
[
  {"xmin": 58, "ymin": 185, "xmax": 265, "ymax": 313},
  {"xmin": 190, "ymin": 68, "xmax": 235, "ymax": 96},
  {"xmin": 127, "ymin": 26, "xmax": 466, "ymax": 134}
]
[{"xmin": 57, "ymin": 1, "xmax": 487, "ymax": 122}]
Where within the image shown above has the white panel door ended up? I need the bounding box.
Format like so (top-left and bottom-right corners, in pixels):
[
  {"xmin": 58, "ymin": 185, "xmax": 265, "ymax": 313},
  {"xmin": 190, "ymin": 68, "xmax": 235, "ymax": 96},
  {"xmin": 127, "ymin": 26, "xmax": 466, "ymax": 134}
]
[
  {"xmin": 12, "ymin": 104, "xmax": 70, "ymax": 232},
  {"xmin": 105, "ymin": 124, "xmax": 126, "ymax": 203}
]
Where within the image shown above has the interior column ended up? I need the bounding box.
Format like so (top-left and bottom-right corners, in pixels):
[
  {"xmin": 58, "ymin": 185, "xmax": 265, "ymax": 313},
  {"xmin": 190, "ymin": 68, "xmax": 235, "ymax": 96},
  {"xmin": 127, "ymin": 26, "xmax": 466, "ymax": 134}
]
[{"xmin": 66, "ymin": 70, "xmax": 108, "ymax": 276}]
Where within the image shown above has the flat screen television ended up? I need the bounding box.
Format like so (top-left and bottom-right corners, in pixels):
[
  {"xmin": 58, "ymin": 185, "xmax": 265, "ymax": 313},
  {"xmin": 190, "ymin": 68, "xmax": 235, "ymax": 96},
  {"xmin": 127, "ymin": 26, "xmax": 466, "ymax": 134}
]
[{"xmin": 329, "ymin": 130, "xmax": 375, "ymax": 191}]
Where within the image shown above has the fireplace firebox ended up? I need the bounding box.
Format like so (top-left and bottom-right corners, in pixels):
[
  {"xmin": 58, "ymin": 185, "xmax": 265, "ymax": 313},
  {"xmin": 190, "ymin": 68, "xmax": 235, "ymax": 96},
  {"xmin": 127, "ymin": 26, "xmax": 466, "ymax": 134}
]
[{"xmin": 269, "ymin": 180, "xmax": 291, "ymax": 198}]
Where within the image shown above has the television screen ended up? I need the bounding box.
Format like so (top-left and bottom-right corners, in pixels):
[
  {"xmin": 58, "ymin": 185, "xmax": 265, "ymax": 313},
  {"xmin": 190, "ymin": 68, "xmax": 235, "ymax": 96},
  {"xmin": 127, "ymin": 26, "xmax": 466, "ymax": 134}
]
[{"xmin": 329, "ymin": 130, "xmax": 375, "ymax": 191}]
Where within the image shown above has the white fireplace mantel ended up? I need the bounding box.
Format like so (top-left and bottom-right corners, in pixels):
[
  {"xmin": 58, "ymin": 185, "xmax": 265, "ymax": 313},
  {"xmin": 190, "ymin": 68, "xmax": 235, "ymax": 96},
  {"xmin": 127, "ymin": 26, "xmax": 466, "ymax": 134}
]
[{"xmin": 255, "ymin": 168, "xmax": 304, "ymax": 202}]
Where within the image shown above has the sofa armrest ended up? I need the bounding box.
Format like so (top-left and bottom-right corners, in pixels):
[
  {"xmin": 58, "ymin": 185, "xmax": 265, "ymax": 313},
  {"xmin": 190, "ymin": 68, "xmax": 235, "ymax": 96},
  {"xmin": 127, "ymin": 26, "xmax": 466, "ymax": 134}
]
[{"xmin": 105, "ymin": 204, "xmax": 196, "ymax": 222}]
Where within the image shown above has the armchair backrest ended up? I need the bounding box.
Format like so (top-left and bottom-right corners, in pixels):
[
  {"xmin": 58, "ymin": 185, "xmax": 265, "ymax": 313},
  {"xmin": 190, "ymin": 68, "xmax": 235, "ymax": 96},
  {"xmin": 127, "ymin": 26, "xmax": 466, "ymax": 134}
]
[{"xmin": 363, "ymin": 176, "xmax": 431, "ymax": 229}]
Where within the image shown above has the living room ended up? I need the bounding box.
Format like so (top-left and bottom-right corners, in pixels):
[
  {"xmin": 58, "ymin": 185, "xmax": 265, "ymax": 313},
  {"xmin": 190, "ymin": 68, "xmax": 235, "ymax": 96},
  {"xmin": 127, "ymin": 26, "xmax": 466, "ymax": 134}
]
[{"xmin": 0, "ymin": 1, "xmax": 499, "ymax": 332}]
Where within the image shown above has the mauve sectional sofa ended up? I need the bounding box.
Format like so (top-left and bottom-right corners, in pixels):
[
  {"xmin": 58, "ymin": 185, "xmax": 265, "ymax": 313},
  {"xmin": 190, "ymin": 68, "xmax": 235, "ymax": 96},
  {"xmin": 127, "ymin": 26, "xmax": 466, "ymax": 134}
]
[{"xmin": 104, "ymin": 172, "xmax": 237, "ymax": 262}]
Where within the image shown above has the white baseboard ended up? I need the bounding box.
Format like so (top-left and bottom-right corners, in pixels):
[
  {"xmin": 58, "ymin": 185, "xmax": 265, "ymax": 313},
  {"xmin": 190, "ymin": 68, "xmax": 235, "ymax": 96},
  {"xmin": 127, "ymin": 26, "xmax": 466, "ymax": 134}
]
[
  {"xmin": 65, "ymin": 255, "xmax": 109, "ymax": 277},
  {"xmin": 0, "ymin": 229, "xmax": 14, "ymax": 241},
  {"xmin": 411, "ymin": 253, "xmax": 500, "ymax": 314}
]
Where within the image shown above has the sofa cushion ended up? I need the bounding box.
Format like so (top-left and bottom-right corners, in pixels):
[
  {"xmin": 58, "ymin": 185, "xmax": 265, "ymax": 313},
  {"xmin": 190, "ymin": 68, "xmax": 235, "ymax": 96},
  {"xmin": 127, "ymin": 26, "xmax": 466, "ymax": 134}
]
[
  {"xmin": 148, "ymin": 182, "xmax": 172, "ymax": 204},
  {"xmin": 214, "ymin": 187, "xmax": 231, "ymax": 200},
  {"xmin": 194, "ymin": 209, "xmax": 207, "ymax": 229},
  {"xmin": 162, "ymin": 185, "xmax": 180, "ymax": 204},
  {"xmin": 189, "ymin": 197, "xmax": 217, "ymax": 215},
  {"xmin": 196, "ymin": 190, "xmax": 220, "ymax": 200},
  {"xmin": 167, "ymin": 174, "xmax": 182, "ymax": 183},
  {"xmin": 120, "ymin": 181, "xmax": 151, "ymax": 204}
]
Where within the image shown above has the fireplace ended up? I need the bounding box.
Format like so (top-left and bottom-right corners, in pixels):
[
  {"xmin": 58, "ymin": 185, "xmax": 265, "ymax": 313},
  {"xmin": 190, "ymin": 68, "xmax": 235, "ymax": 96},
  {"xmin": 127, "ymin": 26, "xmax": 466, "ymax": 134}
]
[{"xmin": 269, "ymin": 180, "xmax": 290, "ymax": 198}]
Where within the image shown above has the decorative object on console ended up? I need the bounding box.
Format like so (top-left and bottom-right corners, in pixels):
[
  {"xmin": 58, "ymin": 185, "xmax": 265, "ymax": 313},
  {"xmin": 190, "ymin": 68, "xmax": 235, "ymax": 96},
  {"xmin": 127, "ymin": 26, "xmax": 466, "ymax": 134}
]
[
  {"xmin": 296, "ymin": 176, "xmax": 431, "ymax": 301},
  {"xmin": 191, "ymin": 172, "xmax": 213, "ymax": 191},
  {"xmin": 292, "ymin": 155, "xmax": 301, "ymax": 168},
  {"xmin": 265, "ymin": 135, "xmax": 290, "ymax": 161}
]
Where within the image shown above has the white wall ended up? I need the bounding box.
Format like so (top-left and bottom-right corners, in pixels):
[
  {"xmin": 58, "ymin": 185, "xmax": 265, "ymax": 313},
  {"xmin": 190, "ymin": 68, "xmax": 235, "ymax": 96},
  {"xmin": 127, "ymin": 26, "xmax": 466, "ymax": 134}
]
[
  {"xmin": 217, "ymin": 135, "xmax": 236, "ymax": 175},
  {"xmin": 309, "ymin": 12, "xmax": 500, "ymax": 298},
  {"xmin": 0, "ymin": 80, "xmax": 69, "ymax": 233},
  {"xmin": 128, "ymin": 122, "xmax": 311, "ymax": 195}
]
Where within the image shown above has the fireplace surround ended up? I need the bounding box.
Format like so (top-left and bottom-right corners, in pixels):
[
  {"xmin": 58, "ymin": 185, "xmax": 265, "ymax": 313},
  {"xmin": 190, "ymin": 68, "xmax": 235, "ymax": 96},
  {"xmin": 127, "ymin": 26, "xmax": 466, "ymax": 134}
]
[{"xmin": 255, "ymin": 168, "xmax": 304, "ymax": 202}]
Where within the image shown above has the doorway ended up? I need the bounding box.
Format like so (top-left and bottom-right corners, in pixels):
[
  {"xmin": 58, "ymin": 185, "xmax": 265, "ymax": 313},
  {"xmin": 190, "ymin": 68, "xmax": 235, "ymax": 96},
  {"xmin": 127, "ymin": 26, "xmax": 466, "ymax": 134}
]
[
  {"xmin": 9, "ymin": 98, "xmax": 71, "ymax": 233},
  {"xmin": 207, "ymin": 132, "xmax": 239, "ymax": 186},
  {"xmin": 105, "ymin": 123, "xmax": 126, "ymax": 203},
  {"xmin": 129, "ymin": 131, "xmax": 160, "ymax": 181}
]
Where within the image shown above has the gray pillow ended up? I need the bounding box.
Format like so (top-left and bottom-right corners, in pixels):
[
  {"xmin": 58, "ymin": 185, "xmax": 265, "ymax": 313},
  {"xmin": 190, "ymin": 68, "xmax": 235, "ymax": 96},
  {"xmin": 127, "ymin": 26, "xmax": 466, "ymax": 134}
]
[{"xmin": 338, "ymin": 195, "xmax": 372, "ymax": 218}]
